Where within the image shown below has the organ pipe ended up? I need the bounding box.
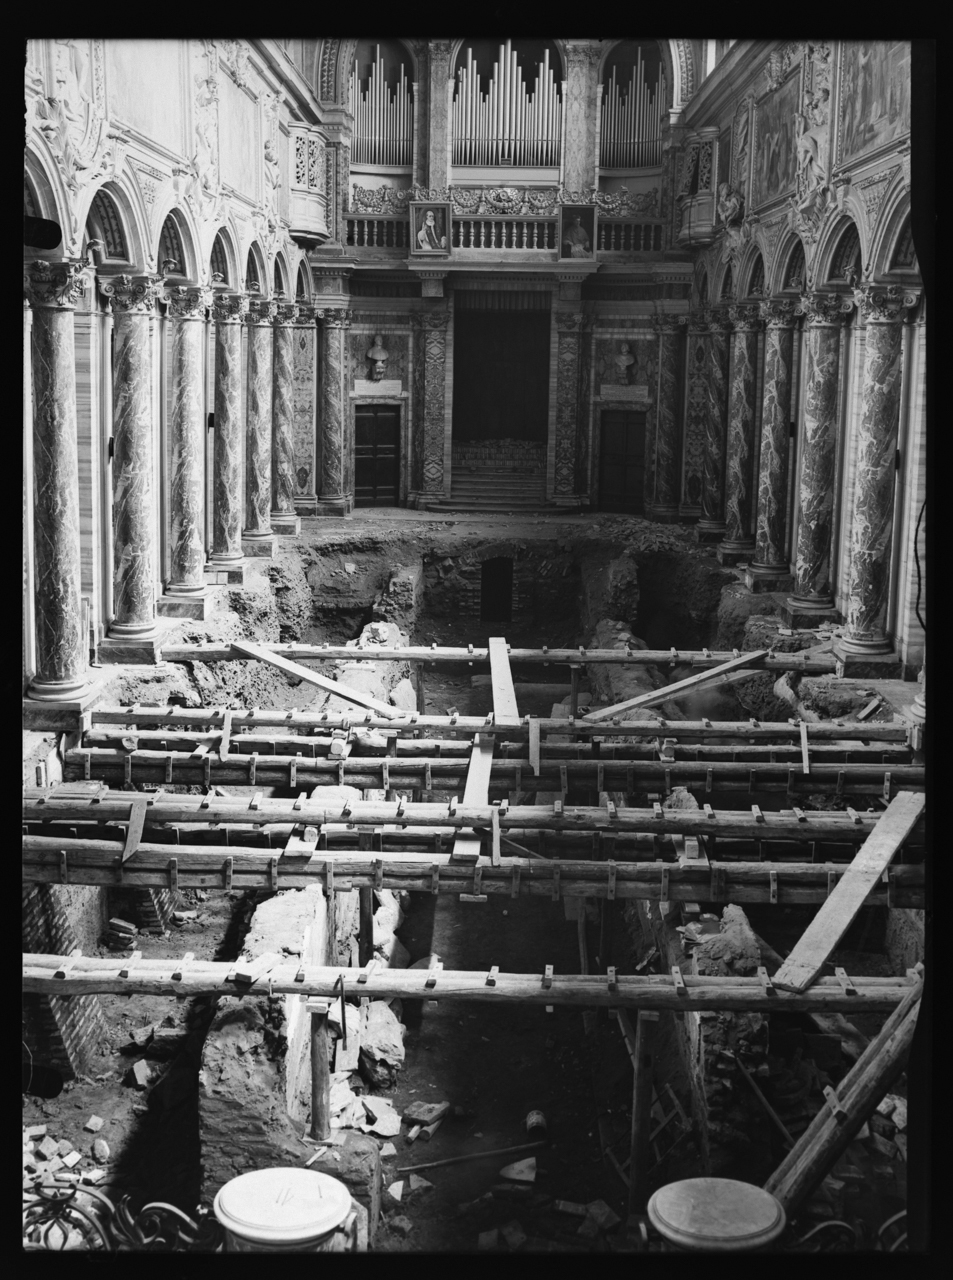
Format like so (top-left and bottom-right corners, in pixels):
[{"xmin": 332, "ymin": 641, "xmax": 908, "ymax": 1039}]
[
  {"xmin": 348, "ymin": 46, "xmax": 413, "ymax": 166},
  {"xmin": 599, "ymin": 47, "xmax": 664, "ymax": 168},
  {"xmin": 450, "ymin": 41, "xmax": 562, "ymax": 166}
]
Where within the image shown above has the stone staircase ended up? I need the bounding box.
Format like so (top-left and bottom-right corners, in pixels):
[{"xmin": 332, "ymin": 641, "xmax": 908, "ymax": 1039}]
[{"xmin": 424, "ymin": 464, "xmax": 551, "ymax": 512}]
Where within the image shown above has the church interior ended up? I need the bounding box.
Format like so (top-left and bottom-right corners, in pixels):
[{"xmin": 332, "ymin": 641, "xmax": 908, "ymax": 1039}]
[{"xmin": 23, "ymin": 37, "xmax": 930, "ymax": 1253}]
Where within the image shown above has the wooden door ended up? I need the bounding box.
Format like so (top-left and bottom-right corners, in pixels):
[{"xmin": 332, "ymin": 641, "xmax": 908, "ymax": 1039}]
[
  {"xmin": 355, "ymin": 405, "xmax": 400, "ymax": 506},
  {"xmin": 598, "ymin": 410, "xmax": 646, "ymax": 513}
]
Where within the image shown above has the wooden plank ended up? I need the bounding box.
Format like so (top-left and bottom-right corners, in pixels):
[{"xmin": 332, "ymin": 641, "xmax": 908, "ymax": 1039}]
[
  {"xmin": 308, "ymin": 1001, "xmax": 331, "ymax": 1141},
  {"xmin": 228, "ymin": 639, "xmax": 400, "ymax": 719},
  {"xmin": 488, "ymin": 636, "xmax": 520, "ymax": 724},
  {"xmin": 22, "ymin": 953, "xmax": 916, "ymax": 1012},
  {"xmin": 121, "ymin": 797, "xmax": 148, "ymax": 864},
  {"xmin": 628, "ymin": 1011, "xmax": 660, "ymax": 1213},
  {"xmin": 452, "ymin": 734, "xmax": 496, "ymax": 861},
  {"xmin": 800, "ymin": 720, "xmax": 810, "ymax": 776},
  {"xmin": 528, "ymin": 718, "xmax": 541, "ymax": 775},
  {"xmin": 773, "ymin": 791, "xmax": 926, "ymax": 993},
  {"xmin": 584, "ymin": 651, "xmax": 770, "ymax": 722},
  {"xmin": 764, "ymin": 976, "xmax": 922, "ymax": 1214}
]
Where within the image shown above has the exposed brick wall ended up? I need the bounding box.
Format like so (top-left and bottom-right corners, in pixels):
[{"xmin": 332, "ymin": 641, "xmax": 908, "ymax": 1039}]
[
  {"xmin": 134, "ymin": 888, "xmax": 179, "ymax": 933},
  {"xmin": 22, "ymin": 885, "xmax": 109, "ymax": 1080}
]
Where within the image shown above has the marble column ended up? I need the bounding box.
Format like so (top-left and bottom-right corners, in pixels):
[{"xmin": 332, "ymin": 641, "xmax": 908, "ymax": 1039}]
[
  {"xmin": 748, "ymin": 299, "xmax": 797, "ymax": 587},
  {"xmin": 413, "ymin": 309, "xmax": 450, "ymax": 503},
  {"xmin": 696, "ymin": 308, "xmax": 732, "ymax": 539},
  {"xmin": 784, "ymin": 292, "xmax": 853, "ymax": 623},
  {"xmin": 23, "ymin": 259, "xmax": 91, "ymax": 701},
  {"xmin": 718, "ymin": 304, "xmax": 763, "ymax": 562},
  {"xmin": 242, "ymin": 298, "xmax": 276, "ymax": 542},
  {"xmin": 211, "ymin": 292, "xmax": 249, "ymax": 565},
  {"xmin": 99, "ymin": 274, "xmax": 164, "ymax": 638},
  {"xmin": 165, "ymin": 286, "xmax": 212, "ymax": 595},
  {"xmin": 554, "ymin": 311, "xmax": 584, "ymax": 504},
  {"xmin": 838, "ymin": 284, "xmax": 919, "ymax": 654},
  {"xmin": 271, "ymin": 300, "xmax": 299, "ymax": 532},
  {"xmin": 647, "ymin": 314, "xmax": 683, "ymax": 522},
  {"xmin": 318, "ymin": 307, "xmax": 352, "ymax": 515}
]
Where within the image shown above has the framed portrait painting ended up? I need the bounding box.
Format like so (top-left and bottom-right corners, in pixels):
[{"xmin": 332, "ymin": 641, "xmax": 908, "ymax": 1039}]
[
  {"xmin": 559, "ymin": 205, "xmax": 596, "ymax": 259},
  {"xmin": 410, "ymin": 202, "xmax": 451, "ymax": 256}
]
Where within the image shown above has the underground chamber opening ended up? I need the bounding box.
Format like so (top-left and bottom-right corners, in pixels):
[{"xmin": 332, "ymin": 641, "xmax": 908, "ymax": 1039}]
[{"xmin": 479, "ymin": 556, "xmax": 513, "ymax": 622}]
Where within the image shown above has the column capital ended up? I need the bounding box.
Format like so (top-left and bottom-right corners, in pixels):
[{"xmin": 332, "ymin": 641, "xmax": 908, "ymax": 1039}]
[
  {"xmin": 652, "ymin": 313, "xmax": 687, "ymax": 336},
  {"xmin": 796, "ymin": 290, "xmax": 854, "ymax": 326},
  {"xmin": 554, "ymin": 311, "xmax": 585, "ymax": 335},
  {"xmin": 98, "ymin": 273, "xmax": 164, "ymax": 314},
  {"xmin": 322, "ymin": 306, "xmax": 352, "ymax": 329},
  {"xmin": 852, "ymin": 283, "xmax": 920, "ymax": 323},
  {"xmin": 759, "ymin": 297, "xmax": 798, "ymax": 328},
  {"xmin": 272, "ymin": 301, "xmax": 300, "ymax": 327},
  {"xmin": 727, "ymin": 303, "xmax": 763, "ymax": 331},
  {"xmin": 246, "ymin": 298, "xmax": 279, "ymax": 326},
  {"xmin": 688, "ymin": 306, "xmax": 731, "ymax": 334},
  {"xmin": 294, "ymin": 304, "xmax": 324, "ymax": 324},
  {"xmin": 212, "ymin": 291, "xmax": 250, "ymax": 324},
  {"xmin": 412, "ymin": 309, "xmax": 449, "ymax": 332},
  {"xmin": 164, "ymin": 284, "xmax": 213, "ymax": 320},
  {"xmin": 24, "ymin": 257, "xmax": 90, "ymax": 310}
]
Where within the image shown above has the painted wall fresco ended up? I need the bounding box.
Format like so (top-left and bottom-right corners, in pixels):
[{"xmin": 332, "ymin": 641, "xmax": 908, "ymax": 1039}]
[
  {"xmin": 752, "ymin": 71, "xmax": 801, "ymax": 209},
  {"xmin": 837, "ymin": 40, "xmax": 910, "ymax": 165}
]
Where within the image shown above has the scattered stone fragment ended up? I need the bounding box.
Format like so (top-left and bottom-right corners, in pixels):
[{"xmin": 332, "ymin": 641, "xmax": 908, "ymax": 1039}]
[
  {"xmin": 477, "ymin": 1229, "xmax": 499, "ymax": 1250},
  {"xmin": 389, "ymin": 1215, "xmax": 413, "ymax": 1237},
  {"xmin": 92, "ymin": 1139, "xmax": 110, "ymax": 1163},
  {"xmin": 56, "ymin": 1139, "xmax": 74, "ymax": 1156},
  {"xmin": 45, "ymin": 1155, "xmax": 65, "ymax": 1174},
  {"xmin": 25, "ymin": 1125, "xmax": 47, "ymax": 1139},
  {"xmin": 380, "ymin": 1142, "xmax": 397, "ymax": 1158},
  {"xmin": 587, "ymin": 1199, "xmax": 622, "ymax": 1230},
  {"xmin": 577, "ymin": 1213, "xmax": 601, "ymax": 1239},
  {"xmin": 83, "ymin": 1116, "xmax": 105, "ymax": 1133},
  {"xmin": 386, "ymin": 1180, "xmax": 404, "ymax": 1204},
  {"xmin": 109, "ymin": 918, "xmax": 137, "ymax": 935},
  {"xmin": 878, "ymin": 1094, "xmax": 907, "ymax": 1131},
  {"xmin": 402, "ymin": 1100, "xmax": 450, "ymax": 1126},
  {"xmin": 358, "ymin": 1001, "xmax": 405, "ymax": 1089},
  {"xmin": 501, "ymin": 1220, "xmax": 528, "ymax": 1249},
  {"xmin": 172, "ymin": 911, "xmax": 198, "ymax": 923},
  {"xmin": 61, "ymin": 1151, "xmax": 82, "ymax": 1169},
  {"xmin": 499, "ymin": 1157, "xmax": 536, "ymax": 1183},
  {"xmin": 81, "ymin": 1169, "xmax": 106, "ymax": 1185},
  {"xmin": 127, "ymin": 1060, "xmax": 153, "ymax": 1090},
  {"xmin": 130, "ymin": 1024, "xmax": 155, "ymax": 1048},
  {"xmin": 555, "ymin": 1200, "xmax": 589, "ymax": 1217},
  {"xmin": 408, "ymin": 1174, "xmax": 433, "ymax": 1194},
  {"xmin": 36, "ymin": 1136, "xmax": 59, "ymax": 1161}
]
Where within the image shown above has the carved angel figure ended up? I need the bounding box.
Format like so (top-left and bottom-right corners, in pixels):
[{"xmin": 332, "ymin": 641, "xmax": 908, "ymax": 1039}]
[{"xmin": 717, "ymin": 183, "xmax": 743, "ymax": 226}]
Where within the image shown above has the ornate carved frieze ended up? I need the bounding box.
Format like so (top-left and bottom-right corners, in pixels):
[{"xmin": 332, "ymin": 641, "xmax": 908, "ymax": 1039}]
[
  {"xmin": 594, "ymin": 187, "xmax": 660, "ymax": 218},
  {"xmin": 852, "ymin": 283, "xmax": 918, "ymax": 324},
  {"xmin": 24, "ymin": 257, "xmax": 90, "ymax": 309},
  {"xmin": 219, "ymin": 39, "xmax": 250, "ymax": 90},
  {"xmin": 759, "ymin": 298, "xmax": 797, "ymax": 327},
  {"xmin": 349, "ymin": 184, "xmax": 412, "ymax": 215},
  {"xmin": 763, "ymin": 42, "xmax": 803, "ymax": 94},
  {"xmin": 98, "ymin": 274, "xmax": 163, "ymax": 313},
  {"xmin": 164, "ymin": 285, "xmax": 212, "ymax": 320},
  {"xmin": 796, "ymin": 290, "xmax": 854, "ymax": 325},
  {"xmin": 855, "ymin": 168, "xmax": 898, "ymax": 234},
  {"xmin": 652, "ymin": 313, "xmax": 685, "ymax": 335}
]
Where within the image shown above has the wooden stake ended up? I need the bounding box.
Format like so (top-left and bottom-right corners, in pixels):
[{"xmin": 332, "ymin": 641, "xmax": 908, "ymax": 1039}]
[
  {"xmin": 627, "ymin": 1010, "xmax": 660, "ymax": 1213},
  {"xmin": 308, "ymin": 1000, "xmax": 331, "ymax": 1141}
]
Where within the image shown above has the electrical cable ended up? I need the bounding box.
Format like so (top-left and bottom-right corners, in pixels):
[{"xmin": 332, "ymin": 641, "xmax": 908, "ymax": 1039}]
[{"xmin": 913, "ymin": 500, "xmax": 925, "ymax": 632}]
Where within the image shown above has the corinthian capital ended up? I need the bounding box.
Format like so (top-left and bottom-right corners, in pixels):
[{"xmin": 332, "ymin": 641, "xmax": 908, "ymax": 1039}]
[
  {"xmin": 796, "ymin": 291, "xmax": 854, "ymax": 326},
  {"xmin": 727, "ymin": 303, "xmax": 763, "ymax": 331},
  {"xmin": 24, "ymin": 257, "xmax": 90, "ymax": 309},
  {"xmin": 272, "ymin": 301, "xmax": 300, "ymax": 327},
  {"xmin": 652, "ymin": 313, "xmax": 686, "ymax": 336},
  {"xmin": 322, "ymin": 307, "xmax": 351, "ymax": 329},
  {"xmin": 98, "ymin": 273, "xmax": 164, "ymax": 313},
  {"xmin": 852, "ymin": 283, "xmax": 920, "ymax": 323},
  {"xmin": 758, "ymin": 297, "xmax": 797, "ymax": 328},
  {"xmin": 246, "ymin": 298, "xmax": 279, "ymax": 325},
  {"xmin": 211, "ymin": 291, "xmax": 250, "ymax": 324},
  {"xmin": 554, "ymin": 311, "xmax": 584, "ymax": 335},
  {"xmin": 164, "ymin": 284, "xmax": 212, "ymax": 320}
]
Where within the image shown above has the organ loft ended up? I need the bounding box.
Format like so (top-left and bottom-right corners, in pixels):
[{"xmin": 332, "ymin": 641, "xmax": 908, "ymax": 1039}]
[{"xmin": 23, "ymin": 39, "xmax": 930, "ymax": 1253}]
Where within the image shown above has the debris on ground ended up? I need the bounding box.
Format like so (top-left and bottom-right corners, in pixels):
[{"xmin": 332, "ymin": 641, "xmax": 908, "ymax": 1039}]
[{"xmin": 499, "ymin": 1157, "xmax": 536, "ymax": 1182}]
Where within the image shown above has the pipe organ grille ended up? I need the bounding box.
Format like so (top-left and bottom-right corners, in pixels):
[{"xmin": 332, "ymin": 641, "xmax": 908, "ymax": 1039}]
[
  {"xmin": 600, "ymin": 47, "xmax": 664, "ymax": 169},
  {"xmin": 349, "ymin": 45, "xmax": 414, "ymax": 167},
  {"xmin": 452, "ymin": 41, "xmax": 562, "ymax": 167}
]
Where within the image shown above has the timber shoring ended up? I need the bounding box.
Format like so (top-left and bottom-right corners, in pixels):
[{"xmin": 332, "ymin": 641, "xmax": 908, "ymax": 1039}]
[
  {"xmin": 21, "ymin": 954, "xmax": 916, "ymax": 1012},
  {"xmin": 20, "ymin": 836, "xmax": 925, "ymax": 905}
]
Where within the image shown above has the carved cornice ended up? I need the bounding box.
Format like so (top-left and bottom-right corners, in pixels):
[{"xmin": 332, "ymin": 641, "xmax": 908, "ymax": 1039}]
[
  {"xmin": 212, "ymin": 292, "xmax": 250, "ymax": 324},
  {"xmin": 246, "ymin": 298, "xmax": 279, "ymax": 326},
  {"xmin": 796, "ymin": 291, "xmax": 854, "ymax": 326},
  {"xmin": 852, "ymin": 283, "xmax": 919, "ymax": 324},
  {"xmin": 98, "ymin": 273, "xmax": 164, "ymax": 314},
  {"xmin": 24, "ymin": 257, "xmax": 90, "ymax": 310},
  {"xmin": 758, "ymin": 298, "xmax": 798, "ymax": 328},
  {"xmin": 164, "ymin": 284, "xmax": 212, "ymax": 320},
  {"xmin": 322, "ymin": 307, "xmax": 352, "ymax": 329},
  {"xmin": 412, "ymin": 310, "xmax": 450, "ymax": 331},
  {"xmin": 727, "ymin": 303, "xmax": 763, "ymax": 331}
]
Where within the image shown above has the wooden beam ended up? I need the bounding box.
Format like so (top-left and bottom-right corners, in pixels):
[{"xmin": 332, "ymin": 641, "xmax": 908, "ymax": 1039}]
[
  {"xmin": 488, "ymin": 637, "xmax": 520, "ymax": 724},
  {"xmin": 452, "ymin": 733, "xmax": 496, "ymax": 860},
  {"xmin": 772, "ymin": 791, "xmax": 926, "ymax": 993},
  {"xmin": 764, "ymin": 975, "xmax": 922, "ymax": 1214},
  {"xmin": 584, "ymin": 651, "xmax": 770, "ymax": 722},
  {"xmin": 22, "ymin": 954, "xmax": 917, "ymax": 1012},
  {"xmin": 228, "ymin": 639, "xmax": 400, "ymax": 719},
  {"xmin": 308, "ymin": 1000, "xmax": 331, "ymax": 1141}
]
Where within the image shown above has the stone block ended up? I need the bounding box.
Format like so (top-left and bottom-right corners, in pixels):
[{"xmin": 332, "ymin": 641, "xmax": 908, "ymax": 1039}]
[
  {"xmin": 204, "ymin": 562, "xmax": 245, "ymax": 584},
  {"xmin": 21, "ymin": 677, "xmax": 106, "ymax": 730},
  {"xmin": 779, "ymin": 601, "xmax": 840, "ymax": 629},
  {"xmin": 716, "ymin": 545, "xmax": 754, "ymax": 567},
  {"xmin": 271, "ymin": 515, "xmax": 302, "ymax": 536},
  {"xmin": 97, "ymin": 633, "xmax": 166, "ymax": 665},
  {"xmin": 157, "ymin": 589, "xmax": 221, "ymax": 621},
  {"xmin": 242, "ymin": 537, "xmax": 278, "ymax": 558},
  {"xmin": 745, "ymin": 569, "xmax": 794, "ymax": 593},
  {"xmin": 832, "ymin": 646, "xmax": 903, "ymax": 679}
]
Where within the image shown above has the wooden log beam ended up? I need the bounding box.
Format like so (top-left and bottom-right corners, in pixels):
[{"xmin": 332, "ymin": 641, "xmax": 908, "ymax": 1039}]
[
  {"xmin": 764, "ymin": 975, "xmax": 923, "ymax": 1214},
  {"xmin": 488, "ymin": 636, "xmax": 520, "ymax": 724},
  {"xmin": 773, "ymin": 792, "xmax": 927, "ymax": 993},
  {"xmin": 227, "ymin": 639, "xmax": 401, "ymax": 719},
  {"xmin": 20, "ymin": 838, "xmax": 926, "ymax": 906},
  {"xmin": 22, "ymin": 953, "xmax": 917, "ymax": 1012},
  {"xmin": 159, "ymin": 641, "xmax": 838, "ymax": 674},
  {"xmin": 584, "ymin": 651, "xmax": 770, "ymax": 722},
  {"xmin": 452, "ymin": 734, "xmax": 496, "ymax": 861},
  {"xmin": 85, "ymin": 706, "xmax": 911, "ymax": 741}
]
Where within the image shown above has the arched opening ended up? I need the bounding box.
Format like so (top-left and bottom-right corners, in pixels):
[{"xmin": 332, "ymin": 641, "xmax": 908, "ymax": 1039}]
[
  {"xmin": 889, "ymin": 216, "xmax": 917, "ymax": 272},
  {"xmin": 747, "ymin": 252, "xmax": 765, "ymax": 298},
  {"xmin": 210, "ymin": 231, "xmax": 230, "ymax": 287},
  {"xmin": 452, "ymin": 40, "xmax": 563, "ymax": 166},
  {"xmin": 348, "ymin": 40, "xmax": 414, "ymax": 166},
  {"xmin": 24, "ymin": 174, "xmax": 62, "ymax": 251},
  {"xmin": 828, "ymin": 222, "xmax": 862, "ymax": 284},
  {"xmin": 273, "ymin": 257, "xmax": 286, "ymax": 298},
  {"xmin": 158, "ymin": 214, "xmax": 188, "ymax": 279},
  {"xmin": 783, "ymin": 240, "xmax": 806, "ymax": 291},
  {"xmin": 295, "ymin": 262, "xmax": 310, "ymax": 301},
  {"xmin": 86, "ymin": 188, "xmax": 128, "ymax": 262},
  {"xmin": 600, "ymin": 41, "xmax": 665, "ymax": 168},
  {"xmin": 720, "ymin": 265, "xmax": 734, "ymax": 301},
  {"xmin": 697, "ymin": 269, "xmax": 709, "ymax": 305},
  {"xmin": 480, "ymin": 557, "xmax": 513, "ymax": 623},
  {"xmin": 245, "ymin": 245, "xmax": 264, "ymax": 296}
]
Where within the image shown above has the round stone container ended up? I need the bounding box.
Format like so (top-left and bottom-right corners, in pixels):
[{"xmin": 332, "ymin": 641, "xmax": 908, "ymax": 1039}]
[
  {"xmin": 213, "ymin": 1167, "xmax": 353, "ymax": 1252},
  {"xmin": 647, "ymin": 1177, "xmax": 787, "ymax": 1252}
]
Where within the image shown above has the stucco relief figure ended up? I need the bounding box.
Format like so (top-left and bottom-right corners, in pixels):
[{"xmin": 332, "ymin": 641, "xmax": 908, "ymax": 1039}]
[
  {"xmin": 563, "ymin": 214, "xmax": 591, "ymax": 257},
  {"xmin": 366, "ymin": 334, "xmax": 389, "ymax": 381},
  {"xmin": 794, "ymin": 89, "xmax": 830, "ymax": 209},
  {"xmin": 614, "ymin": 342, "xmax": 635, "ymax": 383},
  {"xmin": 717, "ymin": 183, "xmax": 744, "ymax": 226},
  {"xmin": 192, "ymin": 77, "xmax": 219, "ymax": 199},
  {"xmin": 416, "ymin": 208, "xmax": 447, "ymax": 251}
]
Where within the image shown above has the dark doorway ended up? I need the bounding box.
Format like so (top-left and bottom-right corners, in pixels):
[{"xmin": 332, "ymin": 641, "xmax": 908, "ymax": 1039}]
[
  {"xmin": 452, "ymin": 305, "xmax": 550, "ymax": 444},
  {"xmin": 598, "ymin": 410, "xmax": 646, "ymax": 513},
  {"xmin": 355, "ymin": 405, "xmax": 400, "ymax": 506},
  {"xmin": 481, "ymin": 557, "xmax": 513, "ymax": 622}
]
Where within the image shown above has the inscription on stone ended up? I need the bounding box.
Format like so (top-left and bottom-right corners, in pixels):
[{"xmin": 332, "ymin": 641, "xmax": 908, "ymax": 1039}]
[
  {"xmin": 354, "ymin": 379, "xmax": 402, "ymax": 396},
  {"xmin": 600, "ymin": 384, "xmax": 650, "ymax": 402}
]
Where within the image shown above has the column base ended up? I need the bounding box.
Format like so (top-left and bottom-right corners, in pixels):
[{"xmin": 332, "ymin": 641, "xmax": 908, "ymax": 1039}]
[
  {"xmin": 908, "ymin": 693, "xmax": 926, "ymax": 725},
  {"xmin": 271, "ymin": 514, "xmax": 302, "ymax": 535},
  {"xmin": 553, "ymin": 494, "xmax": 586, "ymax": 508},
  {"xmin": 745, "ymin": 565, "xmax": 795, "ymax": 593},
  {"xmin": 204, "ymin": 561, "xmax": 244, "ymax": 585},
  {"xmin": 293, "ymin": 497, "xmax": 318, "ymax": 515},
  {"xmin": 315, "ymin": 497, "xmax": 353, "ymax": 517},
  {"xmin": 644, "ymin": 504, "xmax": 681, "ymax": 524},
  {"xmin": 97, "ymin": 621, "xmax": 175, "ymax": 666},
  {"xmin": 716, "ymin": 539, "xmax": 756, "ymax": 566},
  {"xmin": 832, "ymin": 642, "xmax": 903, "ymax": 680},
  {"xmin": 22, "ymin": 674, "xmax": 106, "ymax": 731},
  {"xmin": 242, "ymin": 536, "xmax": 278, "ymax": 558},
  {"xmin": 696, "ymin": 520, "xmax": 726, "ymax": 543},
  {"xmin": 779, "ymin": 598, "xmax": 840, "ymax": 628},
  {"xmin": 157, "ymin": 587, "xmax": 222, "ymax": 621}
]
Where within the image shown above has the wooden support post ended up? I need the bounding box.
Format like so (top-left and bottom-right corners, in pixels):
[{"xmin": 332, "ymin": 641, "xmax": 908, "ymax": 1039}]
[
  {"xmin": 359, "ymin": 887, "xmax": 375, "ymax": 967},
  {"xmin": 628, "ymin": 1010, "xmax": 660, "ymax": 1214},
  {"xmin": 308, "ymin": 999, "xmax": 331, "ymax": 1141},
  {"xmin": 570, "ymin": 664, "xmax": 581, "ymax": 718}
]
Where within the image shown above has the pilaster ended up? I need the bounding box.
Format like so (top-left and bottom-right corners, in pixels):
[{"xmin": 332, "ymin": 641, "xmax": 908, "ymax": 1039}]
[
  {"xmin": 553, "ymin": 311, "xmax": 585, "ymax": 506},
  {"xmin": 646, "ymin": 315, "xmax": 684, "ymax": 522},
  {"xmin": 412, "ymin": 308, "xmax": 450, "ymax": 503}
]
